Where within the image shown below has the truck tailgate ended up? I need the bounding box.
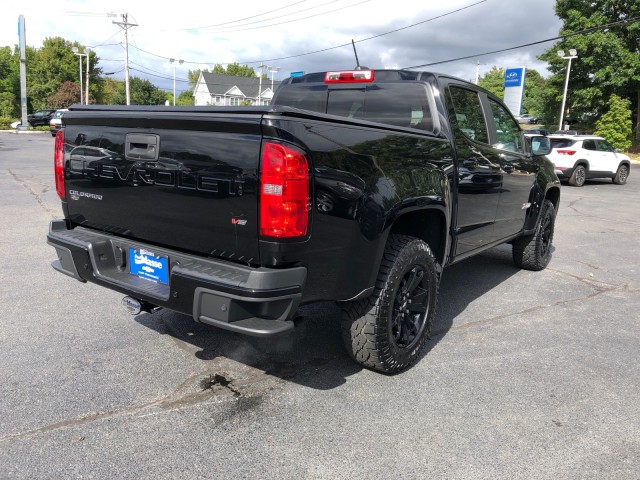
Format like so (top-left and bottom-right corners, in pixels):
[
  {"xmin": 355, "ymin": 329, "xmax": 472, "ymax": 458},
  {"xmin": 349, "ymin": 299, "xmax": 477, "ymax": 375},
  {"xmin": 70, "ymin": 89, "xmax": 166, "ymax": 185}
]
[{"xmin": 62, "ymin": 110, "xmax": 262, "ymax": 265}]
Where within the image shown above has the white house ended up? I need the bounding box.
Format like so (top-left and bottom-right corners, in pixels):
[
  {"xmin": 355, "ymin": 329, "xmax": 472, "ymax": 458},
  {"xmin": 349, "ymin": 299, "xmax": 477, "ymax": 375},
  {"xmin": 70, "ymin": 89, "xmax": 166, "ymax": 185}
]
[{"xmin": 193, "ymin": 72, "xmax": 281, "ymax": 106}]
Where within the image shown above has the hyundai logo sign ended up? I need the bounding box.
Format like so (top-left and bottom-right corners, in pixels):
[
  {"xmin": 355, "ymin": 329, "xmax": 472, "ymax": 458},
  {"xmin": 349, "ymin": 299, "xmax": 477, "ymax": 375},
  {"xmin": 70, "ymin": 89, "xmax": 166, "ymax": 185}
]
[{"xmin": 504, "ymin": 68, "xmax": 525, "ymax": 87}]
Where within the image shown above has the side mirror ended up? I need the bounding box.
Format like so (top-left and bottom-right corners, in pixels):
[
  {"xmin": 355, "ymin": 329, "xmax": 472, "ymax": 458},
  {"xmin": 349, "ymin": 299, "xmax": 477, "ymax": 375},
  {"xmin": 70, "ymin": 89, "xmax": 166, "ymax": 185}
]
[{"xmin": 531, "ymin": 136, "xmax": 551, "ymax": 156}]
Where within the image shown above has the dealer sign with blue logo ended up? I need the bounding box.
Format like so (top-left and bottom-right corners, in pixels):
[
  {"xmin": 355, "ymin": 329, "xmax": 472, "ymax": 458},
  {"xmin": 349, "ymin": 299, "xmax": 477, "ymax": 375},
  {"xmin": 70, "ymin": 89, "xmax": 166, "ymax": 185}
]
[{"xmin": 504, "ymin": 68, "xmax": 525, "ymax": 87}]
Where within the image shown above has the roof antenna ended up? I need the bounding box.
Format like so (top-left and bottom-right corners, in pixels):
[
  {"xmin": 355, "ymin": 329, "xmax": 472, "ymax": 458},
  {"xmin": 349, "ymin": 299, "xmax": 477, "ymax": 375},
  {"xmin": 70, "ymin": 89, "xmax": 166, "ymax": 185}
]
[{"xmin": 351, "ymin": 39, "xmax": 368, "ymax": 70}]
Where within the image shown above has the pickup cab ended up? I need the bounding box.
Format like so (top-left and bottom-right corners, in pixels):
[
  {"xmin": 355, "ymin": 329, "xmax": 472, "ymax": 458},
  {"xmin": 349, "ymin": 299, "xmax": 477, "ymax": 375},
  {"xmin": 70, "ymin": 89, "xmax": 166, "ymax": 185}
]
[{"xmin": 48, "ymin": 69, "xmax": 560, "ymax": 373}]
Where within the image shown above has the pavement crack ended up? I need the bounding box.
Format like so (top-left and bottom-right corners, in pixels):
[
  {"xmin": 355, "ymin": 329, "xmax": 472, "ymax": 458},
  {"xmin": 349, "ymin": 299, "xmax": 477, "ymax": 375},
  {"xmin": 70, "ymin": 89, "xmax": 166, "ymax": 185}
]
[
  {"xmin": 7, "ymin": 169, "xmax": 59, "ymax": 218},
  {"xmin": 438, "ymin": 281, "xmax": 626, "ymax": 335},
  {"xmin": 0, "ymin": 360, "xmax": 285, "ymax": 443}
]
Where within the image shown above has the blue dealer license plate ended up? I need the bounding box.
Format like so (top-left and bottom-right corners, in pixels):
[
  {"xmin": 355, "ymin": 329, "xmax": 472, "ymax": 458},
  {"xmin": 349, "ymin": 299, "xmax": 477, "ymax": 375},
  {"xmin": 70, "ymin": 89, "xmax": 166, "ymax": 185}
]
[{"xmin": 129, "ymin": 248, "xmax": 169, "ymax": 284}]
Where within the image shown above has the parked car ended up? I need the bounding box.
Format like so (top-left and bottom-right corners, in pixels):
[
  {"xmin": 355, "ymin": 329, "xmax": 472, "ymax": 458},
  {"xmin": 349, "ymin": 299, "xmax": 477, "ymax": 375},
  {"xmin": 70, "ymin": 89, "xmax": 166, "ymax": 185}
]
[
  {"xmin": 515, "ymin": 114, "xmax": 539, "ymax": 124},
  {"xmin": 49, "ymin": 109, "xmax": 69, "ymax": 136},
  {"xmin": 27, "ymin": 109, "xmax": 57, "ymax": 127},
  {"xmin": 524, "ymin": 128, "xmax": 550, "ymax": 136},
  {"xmin": 546, "ymin": 134, "xmax": 631, "ymax": 186}
]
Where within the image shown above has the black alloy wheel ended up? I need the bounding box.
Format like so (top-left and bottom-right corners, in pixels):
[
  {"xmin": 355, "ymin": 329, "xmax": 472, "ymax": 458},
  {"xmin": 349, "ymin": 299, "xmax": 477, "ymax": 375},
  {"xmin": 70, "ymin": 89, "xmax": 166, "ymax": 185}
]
[{"xmin": 390, "ymin": 265, "xmax": 430, "ymax": 350}]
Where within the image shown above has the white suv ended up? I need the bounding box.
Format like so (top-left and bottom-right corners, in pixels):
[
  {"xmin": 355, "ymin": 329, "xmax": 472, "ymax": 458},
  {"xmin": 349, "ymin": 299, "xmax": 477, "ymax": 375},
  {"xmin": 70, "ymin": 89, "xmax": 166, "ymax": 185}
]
[{"xmin": 547, "ymin": 134, "xmax": 631, "ymax": 186}]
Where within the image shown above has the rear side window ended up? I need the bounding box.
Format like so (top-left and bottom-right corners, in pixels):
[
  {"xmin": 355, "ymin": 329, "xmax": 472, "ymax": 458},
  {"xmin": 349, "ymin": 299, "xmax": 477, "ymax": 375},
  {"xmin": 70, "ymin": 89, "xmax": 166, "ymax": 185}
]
[
  {"xmin": 273, "ymin": 85, "xmax": 327, "ymax": 113},
  {"xmin": 551, "ymin": 139, "xmax": 574, "ymax": 148},
  {"xmin": 582, "ymin": 139, "xmax": 596, "ymax": 150},
  {"xmin": 448, "ymin": 86, "xmax": 489, "ymax": 144}
]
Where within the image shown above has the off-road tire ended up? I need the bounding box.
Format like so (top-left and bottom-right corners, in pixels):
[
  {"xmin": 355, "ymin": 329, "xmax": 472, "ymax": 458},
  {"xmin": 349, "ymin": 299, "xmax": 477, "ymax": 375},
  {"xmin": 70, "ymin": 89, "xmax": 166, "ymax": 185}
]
[
  {"xmin": 613, "ymin": 164, "xmax": 629, "ymax": 185},
  {"xmin": 512, "ymin": 199, "xmax": 556, "ymax": 271},
  {"xmin": 341, "ymin": 234, "xmax": 438, "ymax": 374},
  {"xmin": 568, "ymin": 164, "xmax": 587, "ymax": 187}
]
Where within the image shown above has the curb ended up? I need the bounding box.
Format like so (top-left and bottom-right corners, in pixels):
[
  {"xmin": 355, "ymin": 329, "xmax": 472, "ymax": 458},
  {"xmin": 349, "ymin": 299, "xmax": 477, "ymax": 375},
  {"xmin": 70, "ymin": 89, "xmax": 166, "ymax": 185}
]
[{"xmin": 0, "ymin": 130, "xmax": 49, "ymax": 135}]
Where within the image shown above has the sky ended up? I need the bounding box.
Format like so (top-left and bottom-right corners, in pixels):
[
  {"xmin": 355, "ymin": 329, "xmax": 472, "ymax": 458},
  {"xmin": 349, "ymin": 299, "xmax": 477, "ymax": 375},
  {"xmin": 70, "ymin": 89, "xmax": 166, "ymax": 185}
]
[{"xmin": 0, "ymin": 0, "xmax": 564, "ymax": 94}]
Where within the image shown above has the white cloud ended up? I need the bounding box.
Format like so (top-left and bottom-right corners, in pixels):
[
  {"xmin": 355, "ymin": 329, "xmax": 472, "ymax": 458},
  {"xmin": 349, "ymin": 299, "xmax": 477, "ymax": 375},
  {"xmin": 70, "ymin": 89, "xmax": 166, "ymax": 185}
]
[{"xmin": 1, "ymin": 0, "xmax": 562, "ymax": 92}]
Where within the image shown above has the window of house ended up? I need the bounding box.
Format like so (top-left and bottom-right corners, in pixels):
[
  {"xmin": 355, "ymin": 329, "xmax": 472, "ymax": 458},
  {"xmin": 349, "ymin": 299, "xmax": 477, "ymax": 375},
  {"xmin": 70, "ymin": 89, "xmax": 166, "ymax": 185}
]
[
  {"xmin": 229, "ymin": 97, "xmax": 240, "ymax": 106},
  {"xmin": 449, "ymin": 87, "xmax": 489, "ymax": 143}
]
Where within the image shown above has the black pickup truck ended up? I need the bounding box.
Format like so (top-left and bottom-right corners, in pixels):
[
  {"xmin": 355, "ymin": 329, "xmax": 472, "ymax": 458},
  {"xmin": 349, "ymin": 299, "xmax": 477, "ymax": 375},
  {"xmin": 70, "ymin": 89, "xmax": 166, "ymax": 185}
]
[{"xmin": 48, "ymin": 69, "xmax": 560, "ymax": 373}]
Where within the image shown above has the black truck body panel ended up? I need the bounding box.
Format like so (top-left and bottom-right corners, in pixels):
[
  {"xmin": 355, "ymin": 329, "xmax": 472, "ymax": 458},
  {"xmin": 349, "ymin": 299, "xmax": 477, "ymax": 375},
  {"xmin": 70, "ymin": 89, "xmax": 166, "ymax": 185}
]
[{"xmin": 49, "ymin": 70, "xmax": 560, "ymax": 339}]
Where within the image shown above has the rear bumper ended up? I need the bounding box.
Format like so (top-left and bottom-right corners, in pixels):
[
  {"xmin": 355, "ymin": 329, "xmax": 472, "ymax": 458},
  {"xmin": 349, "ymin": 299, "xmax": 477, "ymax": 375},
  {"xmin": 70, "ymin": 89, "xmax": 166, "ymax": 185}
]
[{"xmin": 47, "ymin": 220, "xmax": 306, "ymax": 336}]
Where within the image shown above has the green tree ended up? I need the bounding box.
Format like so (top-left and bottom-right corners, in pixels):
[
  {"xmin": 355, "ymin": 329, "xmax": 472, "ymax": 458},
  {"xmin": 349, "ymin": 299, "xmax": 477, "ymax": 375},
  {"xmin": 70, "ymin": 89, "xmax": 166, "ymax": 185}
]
[
  {"xmin": 22, "ymin": 38, "xmax": 101, "ymax": 111},
  {"xmin": 0, "ymin": 46, "xmax": 20, "ymax": 115},
  {"xmin": 594, "ymin": 94, "xmax": 633, "ymax": 150},
  {"xmin": 95, "ymin": 77, "xmax": 125, "ymax": 105},
  {"xmin": 129, "ymin": 77, "xmax": 168, "ymax": 105},
  {"xmin": 188, "ymin": 68, "xmax": 209, "ymax": 89},
  {"xmin": 0, "ymin": 92, "xmax": 18, "ymax": 117},
  {"xmin": 176, "ymin": 90, "xmax": 194, "ymax": 106},
  {"xmin": 478, "ymin": 66, "xmax": 505, "ymax": 98},
  {"xmin": 225, "ymin": 63, "xmax": 257, "ymax": 78},
  {"xmin": 522, "ymin": 70, "xmax": 546, "ymax": 118},
  {"xmin": 212, "ymin": 63, "xmax": 259, "ymax": 78},
  {"xmin": 538, "ymin": 1, "xmax": 640, "ymax": 144}
]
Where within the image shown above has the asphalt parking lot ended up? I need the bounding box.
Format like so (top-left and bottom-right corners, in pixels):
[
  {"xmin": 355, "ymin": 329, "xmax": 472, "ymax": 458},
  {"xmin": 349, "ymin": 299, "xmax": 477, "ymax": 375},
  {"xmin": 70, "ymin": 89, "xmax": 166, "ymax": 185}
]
[{"xmin": 1, "ymin": 131, "xmax": 639, "ymax": 479}]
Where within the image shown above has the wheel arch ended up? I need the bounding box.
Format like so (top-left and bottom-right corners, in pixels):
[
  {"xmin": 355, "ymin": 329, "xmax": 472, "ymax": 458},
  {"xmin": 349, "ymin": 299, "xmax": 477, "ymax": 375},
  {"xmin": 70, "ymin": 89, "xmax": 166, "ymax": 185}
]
[
  {"xmin": 544, "ymin": 185, "xmax": 561, "ymax": 212},
  {"xmin": 573, "ymin": 159, "xmax": 590, "ymax": 170},
  {"xmin": 388, "ymin": 208, "xmax": 448, "ymax": 268}
]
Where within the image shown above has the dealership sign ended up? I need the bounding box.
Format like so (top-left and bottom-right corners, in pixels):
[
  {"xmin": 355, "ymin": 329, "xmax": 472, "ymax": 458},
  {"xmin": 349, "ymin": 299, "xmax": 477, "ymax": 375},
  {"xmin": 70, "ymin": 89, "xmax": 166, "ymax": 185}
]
[{"xmin": 503, "ymin": 67, "xmax": 526, "ymax": 116}]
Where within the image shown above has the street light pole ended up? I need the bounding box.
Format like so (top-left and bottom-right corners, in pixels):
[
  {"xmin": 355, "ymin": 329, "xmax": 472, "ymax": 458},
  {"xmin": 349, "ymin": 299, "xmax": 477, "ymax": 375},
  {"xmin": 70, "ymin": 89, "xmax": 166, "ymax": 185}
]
[
  {"xmin": 557, "ymin": 49, "xmax": 578, "ymax": 131},
  {"xmin": 72, "ymin": 47, "xmax": 85, "ymax": 104},
  {"xmin": 269, "ymin": 66, "xmax": 280, "ymax": 93},
  {"xmin": 257, "ymin": 64, "xmax": 267, "ymax": 105},
  {"xmin": 170, "ymin": 58, "xmax": 184, "ymax": 106}
]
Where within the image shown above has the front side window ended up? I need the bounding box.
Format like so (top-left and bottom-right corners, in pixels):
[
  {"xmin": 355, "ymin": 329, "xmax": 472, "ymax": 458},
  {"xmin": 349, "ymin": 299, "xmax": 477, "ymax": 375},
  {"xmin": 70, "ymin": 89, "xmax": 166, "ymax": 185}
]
[
  {"xmin": 488, "ymin": 99, "xmax": 523, "ymax": 153},
  {"xmin": 449, "ymin": 87, "xmax": 489, "ymax": 143},
  {"xmin": 597, "ymin": 140, "xmax": 613, "ymax": 152}
]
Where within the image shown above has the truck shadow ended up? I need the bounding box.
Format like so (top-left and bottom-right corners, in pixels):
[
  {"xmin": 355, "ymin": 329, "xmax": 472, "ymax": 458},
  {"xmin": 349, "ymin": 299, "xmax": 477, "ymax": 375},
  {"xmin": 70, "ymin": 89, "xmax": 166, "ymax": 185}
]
[{"xmin": 134, "ymin": 244, "xmax": 522, "ymax": 391}]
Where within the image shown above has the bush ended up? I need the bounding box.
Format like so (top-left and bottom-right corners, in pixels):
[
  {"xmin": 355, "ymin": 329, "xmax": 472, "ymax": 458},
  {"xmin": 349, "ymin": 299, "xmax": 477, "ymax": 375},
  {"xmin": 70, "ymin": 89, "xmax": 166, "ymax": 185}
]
[
  {"xmin": 0, "ymin": 117, "xmax": 18, "ymax": 129},
  {"xmin": 594, "ymin": 94, "xmax": 633, "ymax": 151}
]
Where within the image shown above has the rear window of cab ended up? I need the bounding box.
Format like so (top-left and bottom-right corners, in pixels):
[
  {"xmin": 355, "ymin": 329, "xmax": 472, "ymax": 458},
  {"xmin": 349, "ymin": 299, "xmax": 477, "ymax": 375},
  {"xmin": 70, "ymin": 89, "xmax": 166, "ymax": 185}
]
[{"xmin": 273, "ymin": 83, "xmax": 438, "ymax": 132}]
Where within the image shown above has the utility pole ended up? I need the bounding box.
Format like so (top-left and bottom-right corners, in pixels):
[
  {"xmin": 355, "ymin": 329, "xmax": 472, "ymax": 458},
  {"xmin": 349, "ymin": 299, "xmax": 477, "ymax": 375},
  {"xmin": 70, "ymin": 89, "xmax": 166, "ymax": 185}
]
[
  {"xmin": 85, "ymin": 47, "xmax": 90, "ymax": 104},
  {"xmin": 113, "ymin": 13, "xmax": 138, "ymax": 105}
]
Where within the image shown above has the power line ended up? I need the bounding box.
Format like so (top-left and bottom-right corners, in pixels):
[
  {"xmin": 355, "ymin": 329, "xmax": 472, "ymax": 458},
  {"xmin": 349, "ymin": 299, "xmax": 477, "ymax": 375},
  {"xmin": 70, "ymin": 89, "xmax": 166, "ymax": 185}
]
[
  {"xmin": 403, "ymin": 15, "xmax": 640, "ymax": 69},
  {"xmin": 127, "ymin": 0, "xmax": 488, "ymax": 66},
  {"xmin": 158, "ymin": 0, "xmax": 306, "ymax": 31}
]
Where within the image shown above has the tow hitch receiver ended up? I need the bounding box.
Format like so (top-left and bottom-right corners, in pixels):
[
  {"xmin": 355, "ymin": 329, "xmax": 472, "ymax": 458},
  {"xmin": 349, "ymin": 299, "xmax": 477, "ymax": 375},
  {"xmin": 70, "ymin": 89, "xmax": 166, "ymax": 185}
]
[{"xmin": 122, "ymin": 296, "xmax": 142, "ymax": 315}]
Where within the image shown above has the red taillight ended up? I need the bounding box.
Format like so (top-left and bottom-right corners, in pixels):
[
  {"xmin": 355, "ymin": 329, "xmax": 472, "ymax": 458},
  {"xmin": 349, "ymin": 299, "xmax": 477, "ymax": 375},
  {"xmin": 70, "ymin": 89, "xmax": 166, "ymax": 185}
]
[
  {"xmin": 54, "ymin": 129, "xmax": 65, "ymax": 199},
  {"xmin": 324, "ymin": 70, "xmax": 374, "ymax": 83},
  {"xmin": 259, "ymin": 142, "xmax": 309, "ymax": 238},
  {"xmin": 556, "ymin": 149, "xmax": 576, "ymax": 155}
]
